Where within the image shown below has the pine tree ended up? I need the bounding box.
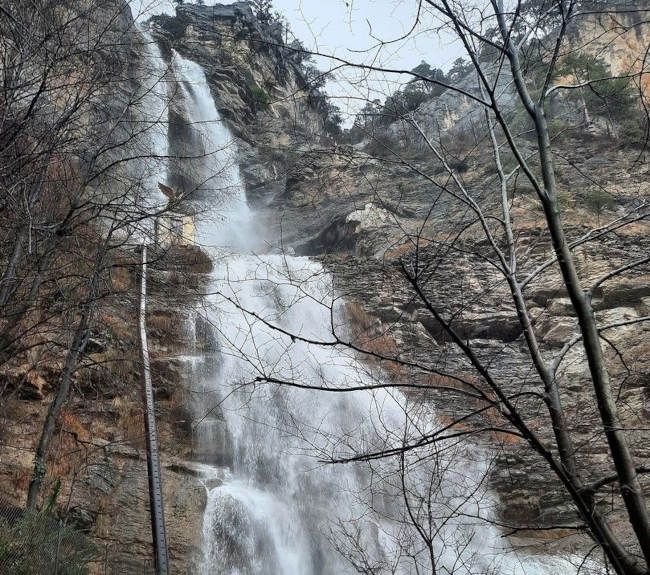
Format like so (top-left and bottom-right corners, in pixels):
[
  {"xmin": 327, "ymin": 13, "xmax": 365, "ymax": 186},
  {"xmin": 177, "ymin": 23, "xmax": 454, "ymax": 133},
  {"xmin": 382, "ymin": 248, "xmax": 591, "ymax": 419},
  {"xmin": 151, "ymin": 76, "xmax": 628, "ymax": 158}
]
[{"xmin": 251, "ymin": 0, "xmax": 273, "ymax": 24}]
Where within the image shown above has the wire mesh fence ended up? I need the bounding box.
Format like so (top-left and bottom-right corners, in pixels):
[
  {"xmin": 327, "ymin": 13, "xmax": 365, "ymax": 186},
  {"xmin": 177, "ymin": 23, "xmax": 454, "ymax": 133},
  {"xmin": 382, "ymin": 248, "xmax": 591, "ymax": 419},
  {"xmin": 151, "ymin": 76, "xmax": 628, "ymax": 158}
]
[
  {"xmin": 0, "ymin": 494, "xmax": 161, "ymax": 574},
  {"xmin": 0, "ymin": 495, "xmax": 97, "ymax": 575}
]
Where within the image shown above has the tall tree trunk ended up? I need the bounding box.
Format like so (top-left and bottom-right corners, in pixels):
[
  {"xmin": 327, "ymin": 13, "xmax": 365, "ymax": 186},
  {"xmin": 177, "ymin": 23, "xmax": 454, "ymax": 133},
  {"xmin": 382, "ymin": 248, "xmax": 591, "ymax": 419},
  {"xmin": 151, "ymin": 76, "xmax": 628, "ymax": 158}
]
[
  {"xmin": 0, "ymin": 247, "xmax": 49, "ymax": 369},
  {"xmin": 26, "ymin": 240, "xmax": 105, "ymax": 509},
  {"xmin": 534, "ymin": 103, "xmax": 650, "ymax": 572},
  {"xmin": 489, "ymin": 3, "xmax": 650, "ymax": 571},
  {"xmin": 26, "ymin": 310, "xmax": 90, "ymax": 509}
]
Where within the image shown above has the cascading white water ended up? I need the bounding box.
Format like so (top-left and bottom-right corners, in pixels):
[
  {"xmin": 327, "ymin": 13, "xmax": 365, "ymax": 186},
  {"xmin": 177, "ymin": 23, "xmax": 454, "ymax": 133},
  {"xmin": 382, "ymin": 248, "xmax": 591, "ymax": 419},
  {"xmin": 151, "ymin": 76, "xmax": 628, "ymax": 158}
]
[
  {"xmin": 171, "ymin": 52, "xmax": 255, "ymax": 253},
  {"xmin": 164, "ymin": 51, "xmax": 600, "ymax": 575}
]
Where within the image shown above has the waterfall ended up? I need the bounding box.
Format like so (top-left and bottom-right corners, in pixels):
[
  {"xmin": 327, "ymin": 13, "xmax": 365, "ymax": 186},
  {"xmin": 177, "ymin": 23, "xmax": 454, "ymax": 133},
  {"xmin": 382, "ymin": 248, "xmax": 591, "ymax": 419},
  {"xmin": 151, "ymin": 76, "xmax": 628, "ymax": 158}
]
[
  {"xmin": 161, "ymin": 51, "xmax": 600, "ymax": 575},
  {"xmin": 170, "ymin": 51, "xmax": 255, "ymax": 253}
]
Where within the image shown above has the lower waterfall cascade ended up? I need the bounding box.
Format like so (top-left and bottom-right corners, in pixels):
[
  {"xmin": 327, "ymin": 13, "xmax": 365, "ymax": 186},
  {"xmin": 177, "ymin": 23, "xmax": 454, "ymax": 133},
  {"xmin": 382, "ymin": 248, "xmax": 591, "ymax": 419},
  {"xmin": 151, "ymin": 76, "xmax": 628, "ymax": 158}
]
[{"xmin": 148, "ymin": 44, "xmax": 603, "ymax": 575}]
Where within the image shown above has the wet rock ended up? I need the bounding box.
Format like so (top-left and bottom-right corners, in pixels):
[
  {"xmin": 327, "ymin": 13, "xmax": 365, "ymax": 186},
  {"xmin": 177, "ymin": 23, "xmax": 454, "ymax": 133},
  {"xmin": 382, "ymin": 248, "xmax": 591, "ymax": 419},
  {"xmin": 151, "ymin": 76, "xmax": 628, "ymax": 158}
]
[
  {"xmin": 151, "ymin": 358, "xmax": 183, "ymax": 400},
  {"xmin": 296, "ymin": 215, "xmax": 359, "ymax": 256},
  {"xmin": 166, "ymin": 461, "xmax": 208, "ymax": 477},
  {"xmin": 195, "ymin": 314, "xmax": 219, "ymax": 353}
]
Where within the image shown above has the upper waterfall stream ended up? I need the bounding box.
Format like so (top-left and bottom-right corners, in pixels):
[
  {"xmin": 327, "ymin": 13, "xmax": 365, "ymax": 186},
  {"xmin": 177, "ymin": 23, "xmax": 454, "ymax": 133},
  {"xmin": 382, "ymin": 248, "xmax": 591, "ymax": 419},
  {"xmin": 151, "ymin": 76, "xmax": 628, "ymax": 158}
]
[{"xmin": 149, "ymin": 44, "xmax": 599, "ymax": 575}]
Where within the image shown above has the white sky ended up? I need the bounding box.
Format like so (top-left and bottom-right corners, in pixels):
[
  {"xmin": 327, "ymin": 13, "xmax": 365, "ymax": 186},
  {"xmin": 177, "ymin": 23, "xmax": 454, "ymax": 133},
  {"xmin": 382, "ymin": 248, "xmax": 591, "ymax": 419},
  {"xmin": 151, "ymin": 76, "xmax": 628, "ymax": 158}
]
[{"xmin": 130, "ymin": 1, "xmax": 465, "ymax": 120}]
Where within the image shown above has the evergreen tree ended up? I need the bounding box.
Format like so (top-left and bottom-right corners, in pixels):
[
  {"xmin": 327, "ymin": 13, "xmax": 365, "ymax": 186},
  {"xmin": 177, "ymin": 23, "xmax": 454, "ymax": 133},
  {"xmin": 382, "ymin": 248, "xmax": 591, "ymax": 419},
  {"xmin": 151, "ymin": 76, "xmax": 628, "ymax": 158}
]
[{"xmin": 251, "ymin": 0, "xmax": 274, "ymax": 24}]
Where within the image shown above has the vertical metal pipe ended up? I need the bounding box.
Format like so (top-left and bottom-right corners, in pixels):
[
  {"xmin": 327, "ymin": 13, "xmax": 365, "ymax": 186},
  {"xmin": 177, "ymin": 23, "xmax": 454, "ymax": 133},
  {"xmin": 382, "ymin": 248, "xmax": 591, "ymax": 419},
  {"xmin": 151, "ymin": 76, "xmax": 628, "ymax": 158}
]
[{"xmin": 139, "ymin": 244, "xmax": 170, "ymax": 574}]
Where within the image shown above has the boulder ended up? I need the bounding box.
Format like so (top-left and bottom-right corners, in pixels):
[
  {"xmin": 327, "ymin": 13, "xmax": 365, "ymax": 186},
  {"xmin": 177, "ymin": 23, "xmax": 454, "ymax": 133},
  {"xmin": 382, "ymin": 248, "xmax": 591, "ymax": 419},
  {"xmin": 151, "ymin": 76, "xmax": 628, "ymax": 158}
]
[
  {"xmin": 346, "ymin": 203, "xmax": 393, "ymax": 232},
  {"xmin": 538, "ymin": 317, "xmax": 577, "ymax": 347}
]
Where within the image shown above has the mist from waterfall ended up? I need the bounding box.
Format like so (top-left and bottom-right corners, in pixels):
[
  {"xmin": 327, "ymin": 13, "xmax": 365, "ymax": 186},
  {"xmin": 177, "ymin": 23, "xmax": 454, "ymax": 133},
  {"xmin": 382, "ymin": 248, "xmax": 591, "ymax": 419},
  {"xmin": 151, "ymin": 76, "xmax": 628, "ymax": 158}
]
[
  {"xmin": 151, "ymin": 45, "xmax": 601, "ymax": 575},
  {"xmin": 118, "ymin": 26, "xmax": 171, "ymax": 244},
  {"xmin": 140, "ymin": 30, "xmax": 170, "ymax": 209}
]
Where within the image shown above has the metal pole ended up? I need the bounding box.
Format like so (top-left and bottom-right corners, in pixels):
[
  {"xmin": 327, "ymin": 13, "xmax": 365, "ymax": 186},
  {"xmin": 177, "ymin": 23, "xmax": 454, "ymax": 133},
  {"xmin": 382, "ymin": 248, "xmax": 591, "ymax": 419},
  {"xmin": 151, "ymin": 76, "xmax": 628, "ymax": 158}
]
[{"xmin": 139, "ymin": 244, "xmax": 170, "ymax": 574}]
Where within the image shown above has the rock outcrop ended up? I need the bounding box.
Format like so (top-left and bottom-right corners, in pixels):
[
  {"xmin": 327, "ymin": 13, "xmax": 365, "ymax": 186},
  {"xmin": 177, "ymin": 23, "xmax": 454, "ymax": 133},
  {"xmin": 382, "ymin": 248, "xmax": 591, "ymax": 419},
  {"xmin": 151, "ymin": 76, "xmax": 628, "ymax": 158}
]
[{"xmin": 151, "ymin": 3, "xmax": 327, "ymax": 211}]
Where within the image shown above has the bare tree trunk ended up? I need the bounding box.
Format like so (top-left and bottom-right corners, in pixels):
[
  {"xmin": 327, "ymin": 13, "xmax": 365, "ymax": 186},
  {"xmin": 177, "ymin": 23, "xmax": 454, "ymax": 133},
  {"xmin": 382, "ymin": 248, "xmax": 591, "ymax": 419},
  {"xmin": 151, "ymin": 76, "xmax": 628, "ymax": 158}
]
[
  {"xmin": 581, "ymin": 92, "xmax": 591, "ymax": 126},
  {"xmin": 0, "ymin": 248, "xmax": 49, "ymax": 368},
  {"xmin": 404, "ymin": 260, "xmax": 644, "ymax": 575},
  {"xmin": 541, "ymin": 167, "xmax": 650, "ymax": 566},
  {"xmin": 492, "ymin": 0, "xmax": 650, "ymax": 568},
  {"xmin": 26, "ymin": 240, "xmax": 105, "ymax": 509},
  {"xmin": 26, "ymin": 309, "xmax": 90, "ymax": 509},
  {"xmin": 534, "ymin": 66, "xmax": 650, "ymax": 575}
]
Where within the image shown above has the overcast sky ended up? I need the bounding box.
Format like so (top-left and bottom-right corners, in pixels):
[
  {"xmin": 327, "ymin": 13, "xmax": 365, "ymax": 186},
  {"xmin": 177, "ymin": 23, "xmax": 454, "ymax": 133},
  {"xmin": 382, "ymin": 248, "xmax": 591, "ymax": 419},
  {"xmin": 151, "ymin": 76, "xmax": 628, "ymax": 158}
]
[{"xmin": 131, "ymin": 0, "xmax": 465, "ymax": 120}]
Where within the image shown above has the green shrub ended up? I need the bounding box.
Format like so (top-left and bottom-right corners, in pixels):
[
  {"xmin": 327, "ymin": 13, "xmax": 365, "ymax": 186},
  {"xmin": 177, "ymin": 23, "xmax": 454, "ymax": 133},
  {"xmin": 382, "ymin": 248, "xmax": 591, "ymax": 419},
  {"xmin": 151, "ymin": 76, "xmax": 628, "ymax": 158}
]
[
  {"xmin": 585, "ymin": 188, "xmax": 615, "ymax": 219},
  {"xmin": 557, "ymin": 189, "xmax": 574, "ymax": 210},
  {"xmin": 449, "ymin": 157, "xmax": 470, "ymax": 172},
  {"xmin": 548, "ymin": 118, "xmax": 572, "ymax": 140},
  {"xmin": 512, "ymin": 182, "xmax": 537, "ymax": 197},
  {"xmin": 531, "ymin": 188, "xmax": 573, "ymax": 214},
  {"xmin": 619, "ymin": 118, "xmax": 647, "ymax": 147},
  {"xmin": 366, "ymin": 132, "xmax": 396, "ymax": 158},
  {"xmin": 558, "ymin": 54, "xmax": 637, "ymax": 122},
  {"xmin": 248, "ymin": 83, "xmax": 271, "ymax": 111},
  {"xmin": 508, "ymin": 102, "xmax": 535, "ymax": 135},
  {"xmin": 501, "ymin": 156, "xmax": 520, "ymax": 175}
]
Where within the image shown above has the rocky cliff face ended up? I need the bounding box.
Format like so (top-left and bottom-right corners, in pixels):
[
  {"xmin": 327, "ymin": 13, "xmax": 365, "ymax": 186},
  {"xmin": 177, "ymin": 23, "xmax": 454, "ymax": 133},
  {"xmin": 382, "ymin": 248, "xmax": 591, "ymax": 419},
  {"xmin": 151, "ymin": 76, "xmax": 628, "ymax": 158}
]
[
  {"xmin": 278, "ymin": 133, "xmax": 649, "ymax": 559},
  {"xmin": 168, "ymin": 2, "xmax": 649, "ymax": 562},
  {"xmin": 0, "ymin": 2, "xmax": 220, "ymax": 571},
  {"xmin": 273, "ymin": 10, "xmax": 650, "ymax": 564},
  {"xmin": 150, "ymin": 3, "xmax": 327, "ymax": 210},
  {"xmin": 570, "ymin": 4, "xmax": 650, "ymax": 96},
  {"xmin": 0, "ymin": 245, "xmax": 214, "ymax": 572}
]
